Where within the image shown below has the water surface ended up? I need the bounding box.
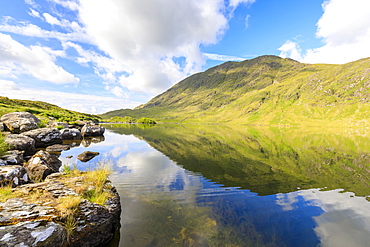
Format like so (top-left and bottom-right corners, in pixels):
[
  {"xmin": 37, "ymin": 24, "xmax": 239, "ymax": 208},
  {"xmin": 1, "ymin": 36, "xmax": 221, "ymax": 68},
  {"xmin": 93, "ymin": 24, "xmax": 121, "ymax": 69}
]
[{"xmin": 59, "ymin": 124, "xmax": 370, "ymax": 247}]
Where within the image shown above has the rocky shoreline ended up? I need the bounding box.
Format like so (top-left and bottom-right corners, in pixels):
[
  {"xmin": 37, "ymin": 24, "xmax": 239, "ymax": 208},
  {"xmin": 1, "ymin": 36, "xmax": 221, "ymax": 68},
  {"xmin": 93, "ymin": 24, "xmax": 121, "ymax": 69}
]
[{"xmin": 0, "ymin": 112, "xmax": 120, "ymax": 246}]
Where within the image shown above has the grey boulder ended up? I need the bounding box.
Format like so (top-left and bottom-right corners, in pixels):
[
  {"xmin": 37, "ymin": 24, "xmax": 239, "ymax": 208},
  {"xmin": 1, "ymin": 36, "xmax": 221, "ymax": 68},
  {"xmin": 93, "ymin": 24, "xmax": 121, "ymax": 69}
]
[
  {"xmin": 0, "ymin": 112, "xmax": 40, "ymax": 133},
  {"xmin": 24, "ymin": 150, "xmax": 62, "ymax": 181},
  {"xmin": 4, "ymin": 134, "xmax": 36, "ymax": 156},
  {"xmin": 22, "ymin": 128, "xmax": 62, "ymax": 148}
]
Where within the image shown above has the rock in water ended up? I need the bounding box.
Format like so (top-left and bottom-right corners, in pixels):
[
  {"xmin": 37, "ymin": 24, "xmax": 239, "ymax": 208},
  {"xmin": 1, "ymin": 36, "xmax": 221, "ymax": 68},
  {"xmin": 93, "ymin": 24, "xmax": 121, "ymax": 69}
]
[
  {"xmin": 77, "ymin": 151, "xmax": 100, "ymax": 162},
  {"xmin": 81, "ymin": 124, "xmax": 105, "ymax": 137},
  {"xmin": 24, "ymin": 150, "xmax": 62, "ymax": 181},
  {"xmin": 22, "ymin": 128, "xmax": 62, "ymax": 148},
  {"xmin": 60, "ymin": 128, "xmax": 82, "ymax": 140},
  {"xmin": 0, "ymin": 112, "xmax": 40, "ymax": 133},
  {"xmin": 4, "ymin": 134, "xmax": 37, "ymax": 156}
]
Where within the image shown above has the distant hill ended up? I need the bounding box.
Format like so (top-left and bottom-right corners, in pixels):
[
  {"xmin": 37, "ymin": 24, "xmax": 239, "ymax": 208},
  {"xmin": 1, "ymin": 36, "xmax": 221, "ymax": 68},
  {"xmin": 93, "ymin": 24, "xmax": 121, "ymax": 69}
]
[
  {"xmin": 101, "ymin": 55, "xmax": 370, "ymax": 127},
  {"xmin": 0, "ymin": 96, "xmax": 100, "ymax": 123}
]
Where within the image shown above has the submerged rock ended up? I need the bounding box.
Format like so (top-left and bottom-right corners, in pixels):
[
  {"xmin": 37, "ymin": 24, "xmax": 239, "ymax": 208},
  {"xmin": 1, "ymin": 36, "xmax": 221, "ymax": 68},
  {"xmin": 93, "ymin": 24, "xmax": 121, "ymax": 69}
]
[
  {"xmin": 0, "ymin": 112, "xmax": 40, "ymax": 134},
  {"xmin": 77, "ymin": 151, "xmax": 100, "ymax": 162},
  {"xmin": 22, "ymin": 128, "xmax": 62, "ymax": 148},
  {"xmin": 24, "ymin": 150, "xmax": 62, "ymax": 181}
]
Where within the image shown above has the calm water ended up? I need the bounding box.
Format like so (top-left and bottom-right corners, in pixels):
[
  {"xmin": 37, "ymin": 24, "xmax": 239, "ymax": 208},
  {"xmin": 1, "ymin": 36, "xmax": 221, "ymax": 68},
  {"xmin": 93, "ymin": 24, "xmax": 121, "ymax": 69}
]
[{"xmin": 59, "ymin": 124, "xmax": 370, "ymax": 247}]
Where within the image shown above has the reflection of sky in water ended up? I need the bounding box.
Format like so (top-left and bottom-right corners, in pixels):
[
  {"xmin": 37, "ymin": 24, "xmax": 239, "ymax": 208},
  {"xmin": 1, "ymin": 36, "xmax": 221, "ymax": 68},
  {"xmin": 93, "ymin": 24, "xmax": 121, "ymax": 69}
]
[{"xmin": 60, "ymin": 130, "xmax": 370, "ymax": 247}]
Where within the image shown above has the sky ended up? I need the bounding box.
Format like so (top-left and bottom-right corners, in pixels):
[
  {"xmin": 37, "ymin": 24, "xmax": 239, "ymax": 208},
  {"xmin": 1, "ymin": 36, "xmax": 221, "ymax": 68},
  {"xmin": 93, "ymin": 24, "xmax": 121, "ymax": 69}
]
[{"xmin": 1, "ymin": 0, "xmax": 370, "ymax": 114}]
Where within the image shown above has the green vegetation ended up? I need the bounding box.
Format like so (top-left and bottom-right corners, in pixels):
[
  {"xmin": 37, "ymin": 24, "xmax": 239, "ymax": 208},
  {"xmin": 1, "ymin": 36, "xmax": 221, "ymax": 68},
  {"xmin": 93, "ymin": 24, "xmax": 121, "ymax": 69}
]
[
  {"xmin": 105, "ymin": 124, "xmax": 370, "ymax": 197},
  {"xmin": 0, "ymin": 132, "xmax": 9, "ymax": 156},
  {"xmin": 136, "ymin": 117, "xmax": 156, "ymax": 124},
  {"xmin": 0, "ymin": 96, "xmax": 101, "ymax": 123},
  {"xmin": 102, "ymin": 115, "xmax": 156, "ymax": 125},
  {"xmin": 0, "ymin": 185, "xmax": 15, "ymax": 202},
  {"xmin": 101, "ymin": 55, "xmax": 370, "ymax": 127},
  {"xmin": 62, "ymin": 163, "xmax": 113, "ymax": 205}
]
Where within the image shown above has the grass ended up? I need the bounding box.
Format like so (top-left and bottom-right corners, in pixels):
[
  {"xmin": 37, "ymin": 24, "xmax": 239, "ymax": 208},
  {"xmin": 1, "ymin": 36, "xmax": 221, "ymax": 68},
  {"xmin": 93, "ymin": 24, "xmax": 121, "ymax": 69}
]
[
  {"xmin": 0, "ymin": 132, "xmax": 9, "ymax": 157},
  {"xmin": 0, "ymin": 96, "xmax": 101, "ymax": 124},
  {"xmin": 61, "ymin": 163, "xmax": 113, "ymax": 205},
  {"xmin": 0, "ymin": 185, "xmax": 17, "ymax": 202}
]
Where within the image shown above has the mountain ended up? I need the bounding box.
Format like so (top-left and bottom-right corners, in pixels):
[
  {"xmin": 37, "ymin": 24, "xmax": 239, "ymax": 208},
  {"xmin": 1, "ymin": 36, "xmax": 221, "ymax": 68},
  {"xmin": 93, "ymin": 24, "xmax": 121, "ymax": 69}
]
[
  {"xmin": 102, "ymin": 55, "xmax": 370, "ymax": 126},
  {"xmin": 0, "ymin": 96, "xmax": 100, "ymax": 123}
]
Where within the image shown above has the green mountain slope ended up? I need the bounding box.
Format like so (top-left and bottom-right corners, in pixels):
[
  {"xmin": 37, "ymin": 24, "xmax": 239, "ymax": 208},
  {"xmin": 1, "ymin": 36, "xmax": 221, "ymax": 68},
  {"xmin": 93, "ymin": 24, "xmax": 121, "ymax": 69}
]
[
  {"xmin": 102, "ymin": 55, "xmax": 370, "ymax": 126},
  {"xmin": 0, "ymin": 96, "xmax": 100, "ymax": 123}
]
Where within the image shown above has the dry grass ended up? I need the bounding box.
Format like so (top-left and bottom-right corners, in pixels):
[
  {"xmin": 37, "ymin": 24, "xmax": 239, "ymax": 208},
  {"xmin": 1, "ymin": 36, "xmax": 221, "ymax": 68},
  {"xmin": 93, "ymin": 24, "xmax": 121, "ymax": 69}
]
[{"xmin": 56, "ymin": 195, "xmax": 82, "ymax": 218}]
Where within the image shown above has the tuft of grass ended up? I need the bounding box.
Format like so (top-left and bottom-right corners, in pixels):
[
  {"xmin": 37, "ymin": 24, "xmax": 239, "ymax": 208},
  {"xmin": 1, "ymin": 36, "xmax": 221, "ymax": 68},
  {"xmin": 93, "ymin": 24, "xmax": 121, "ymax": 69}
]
[
  {"xmin": 81, "ymin": 164, "xmax": 112, "ymax": 205},
  {"xmin": 0, "ymin": 186, "xmax": 16, "ymax": 202},
  {"xmin": 56, "ymin": 195, "xmax": 82, "ymax": 218}
]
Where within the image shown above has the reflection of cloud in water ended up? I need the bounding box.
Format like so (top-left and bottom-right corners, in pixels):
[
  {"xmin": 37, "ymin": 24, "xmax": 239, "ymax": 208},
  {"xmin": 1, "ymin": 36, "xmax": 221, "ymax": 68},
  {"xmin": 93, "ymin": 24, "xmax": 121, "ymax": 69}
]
[
  {"xmin": 276, "ymin": 189, "xmax": 370, "ymax": 246},
  {"xmin": 112, "ymin": 148, "xmax": 204, "ymax": 204}
]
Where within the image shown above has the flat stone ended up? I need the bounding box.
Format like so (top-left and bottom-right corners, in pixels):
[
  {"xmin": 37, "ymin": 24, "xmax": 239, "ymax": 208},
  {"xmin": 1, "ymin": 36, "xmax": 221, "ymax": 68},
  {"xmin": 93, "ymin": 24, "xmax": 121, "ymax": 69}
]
[{"xmin": 77, "ymin": 151, "xmax": 100, "ymax": 162}]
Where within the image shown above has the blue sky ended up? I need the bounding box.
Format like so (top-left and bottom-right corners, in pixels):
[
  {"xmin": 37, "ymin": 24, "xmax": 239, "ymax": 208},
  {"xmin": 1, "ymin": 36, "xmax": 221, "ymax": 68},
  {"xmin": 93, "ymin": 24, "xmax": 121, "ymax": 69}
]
[{"xmin": 1, "ymin": 0, "xmax": 370, "ymax": 114}]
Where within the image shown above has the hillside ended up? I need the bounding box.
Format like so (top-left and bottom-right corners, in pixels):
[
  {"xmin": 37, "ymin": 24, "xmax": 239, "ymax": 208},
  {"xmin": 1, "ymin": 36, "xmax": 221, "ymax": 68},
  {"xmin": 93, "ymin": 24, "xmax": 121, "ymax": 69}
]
[
  {"xmin": 0, "ymin": 96, "xmax": 100, "ymax": 123},
  {"xmin": 102, "ymin": 55, "xmax": 370, "ymax": 126}
]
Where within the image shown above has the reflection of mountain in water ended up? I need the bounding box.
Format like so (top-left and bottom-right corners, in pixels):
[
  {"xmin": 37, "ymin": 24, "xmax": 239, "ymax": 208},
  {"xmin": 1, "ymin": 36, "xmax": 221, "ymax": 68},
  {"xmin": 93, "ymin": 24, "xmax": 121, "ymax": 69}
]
[{"xmin": 104, "ymin": 124, "xmax": 370, "ymax": 197}]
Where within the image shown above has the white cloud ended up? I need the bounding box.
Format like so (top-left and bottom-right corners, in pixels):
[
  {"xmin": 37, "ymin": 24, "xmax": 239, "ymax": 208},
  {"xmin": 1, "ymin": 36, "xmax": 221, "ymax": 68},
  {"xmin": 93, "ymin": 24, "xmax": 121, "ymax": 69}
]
[
  {"xmin": 278, "ymin": 40, "xmax": 302, "ymax": 61},
  {"xmin": 28, "ymin": 8, "xmax": 41, "ymax": 18},
  {"xmin": 0, "ymin": 80, "xmax": 20, "ymax": 90},
  {"xmin": 0, "ymin": 85, "xmax": 140, "ymax": 114},
  {"xmin": 47, "ymin": 0, "xmax": 79, "ymax": 11},
  {"xmin": 229, "ymin": 0, "xmax": 255, "ymax": 8},
  {"xmin": 77, "ymin": 0, "xmax": 230, "ymax": 95},
  {"xmin": 279, "ymin": 0, "xmax": 370, "ymax": 64},
  {"xmin": 43, "ymin": 13, "xmax": 61, "ymax": 25},
  {"xmin": 0, "ymin": 33, "xmax": 79, "ymax": 84},
  {"xmin": 245, "ymin": 14, "xmax": 251, "ymax": 28},
  {"xmin": 203, "ymin": 53, "xmax": 246, "ymax": 62}
]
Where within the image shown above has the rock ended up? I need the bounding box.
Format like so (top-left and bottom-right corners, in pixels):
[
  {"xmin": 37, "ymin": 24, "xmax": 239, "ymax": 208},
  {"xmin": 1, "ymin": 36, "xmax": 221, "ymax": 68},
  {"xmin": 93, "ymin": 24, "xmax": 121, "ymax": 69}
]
[
  {"xmin": 0, "ymin": 122, "xmax": 4, "ymax": 132},
  {"xmin": 24, "ymin": 150, "xmax": 62, "ymax": 181},
  {"xmin": 0, "ymin": 165, "xmax": 28, "ymax": 186},
  {"xmin": 81, "ymin": 124, "xmax": 105, "ymax": 137},
  {"xmin": 0, "ymin": 173, "xmax": 121, "ymax": 247},
  {"xmin": 46, "ymin": 144, "xmax": 70, "ymax": 153},
  {"xmin": 77, "ymin": 151, "xmax": 100, "ymax": 162},
  {"xmin": 60, "ymin": 128, "xmax": 82, "ymax": 140},
  {"xmin": 4, "ymin": 134, "xmax": 37, "ymax": 156},
  {"xmin": 22, "ymin": 128, "xmax": 62, "ymax": 148},
  {"xmin": 0, "ymin": 150, "xmax": 24, "ymax": 166},
  {"xmin": 0, "ymin": 220, "xmax": 67, "ymax": 247},
  {"xmin": 0, "ymin": 112, "xmax": 40, "ymax": 134}
]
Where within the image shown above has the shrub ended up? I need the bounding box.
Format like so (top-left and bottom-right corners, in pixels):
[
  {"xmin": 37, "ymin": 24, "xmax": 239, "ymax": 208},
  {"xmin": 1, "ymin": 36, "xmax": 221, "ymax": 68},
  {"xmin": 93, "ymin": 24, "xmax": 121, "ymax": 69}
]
[{"xmin": 137, "ymin": 117, "xmax": 157, "ymax": 124}]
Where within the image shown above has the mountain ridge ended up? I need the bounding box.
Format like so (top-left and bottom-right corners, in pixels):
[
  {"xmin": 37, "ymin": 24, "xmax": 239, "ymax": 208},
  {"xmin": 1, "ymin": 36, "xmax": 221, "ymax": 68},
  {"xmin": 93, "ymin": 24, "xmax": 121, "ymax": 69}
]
[{"xmin": 102, "ymin": 55, "xmax": 370, "ymax": 126}]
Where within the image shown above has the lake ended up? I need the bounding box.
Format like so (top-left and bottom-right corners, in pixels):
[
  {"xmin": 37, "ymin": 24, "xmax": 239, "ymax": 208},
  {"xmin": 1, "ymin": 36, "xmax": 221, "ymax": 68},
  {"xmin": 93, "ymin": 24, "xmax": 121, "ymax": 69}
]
[{"xmin": 59, "ymin": 124, "xmax": 370, "ymax": 247}]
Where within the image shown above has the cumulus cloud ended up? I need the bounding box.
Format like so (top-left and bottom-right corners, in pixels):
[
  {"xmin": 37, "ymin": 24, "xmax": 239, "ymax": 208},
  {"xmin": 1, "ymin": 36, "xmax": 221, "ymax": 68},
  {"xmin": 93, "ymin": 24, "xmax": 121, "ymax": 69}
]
[
  {"xmin": 77, "ymin": 0, "xmax": 231, "ymax": 94},
  {"xmin": 279, "ymin": 0, "xmax": 370, "ymax": 64},
  {"xmin": 0, "ymin": 33, "xmax": 79, "ymax": 84},
  {"xmin": 0, "ymin": 80, "xmax": 20, "ymax": 90},
  {"xmin": 278, "ymin": 40, "xmax": 302, "ymax": 61},
  {"xmin": 0, "ymin": 85, "xmax": 140, "ymax": 114},
  {"xmin": 0, "ymin": 34, "xmax": 79, "ymax": 84}
]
